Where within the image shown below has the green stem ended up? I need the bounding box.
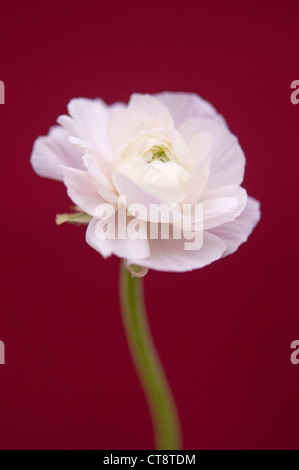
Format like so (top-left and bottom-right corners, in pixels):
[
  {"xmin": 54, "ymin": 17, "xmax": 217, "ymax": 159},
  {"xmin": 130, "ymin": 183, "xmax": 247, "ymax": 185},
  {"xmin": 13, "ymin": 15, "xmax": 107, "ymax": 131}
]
[{"xmin": 119, "ymin": 263, "xmax": 183, "ymax": 450}]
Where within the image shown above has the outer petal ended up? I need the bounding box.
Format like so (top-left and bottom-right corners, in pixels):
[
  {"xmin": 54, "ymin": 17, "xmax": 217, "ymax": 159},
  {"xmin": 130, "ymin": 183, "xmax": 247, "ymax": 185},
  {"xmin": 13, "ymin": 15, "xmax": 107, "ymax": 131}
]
[
  {"xmin": 30, "ymin": 126, "xmax": 85, "ymax": 181},
  {"xmin": 126, "ymin": 231, "xmax": 226, "ymax": 273},
  {"xmin": 201, "ymin": 186, "xmax": 247, "ymax": 230},
  {"xmin": 179, "ymin": 117, "xmax": 246, "ymax": 192},
  {"xmin": 154, "ymin": 92, "xmax": 227, "ymax": 128},
  {"xmin": 57, "ymin": 98, "xmax": 125, "ymax": 160},
  {"xmin": 62, "ymin": 166, "xmax": 107, "ymax": 216},
  {"xmin": 209, "ymin": 197, "xmax": 261, "ymax": 256},
  {"xmin": 86, "ymin": 215, "xmax": 150, "ymax": 259},
  {"xmin": 128, "ymin": 93, "xmax": 175, "ymax": 129},
  {"xmin": 82, "ymin": 153, "xmax": 118, "ymax": 204}
]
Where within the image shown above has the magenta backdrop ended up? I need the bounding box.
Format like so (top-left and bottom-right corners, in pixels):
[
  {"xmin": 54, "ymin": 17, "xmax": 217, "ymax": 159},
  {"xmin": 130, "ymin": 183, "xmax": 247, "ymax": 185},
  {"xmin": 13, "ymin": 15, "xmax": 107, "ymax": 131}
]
[{"xmin": 0, "ymin": 0, "xmax": 298, "ymax": 450}]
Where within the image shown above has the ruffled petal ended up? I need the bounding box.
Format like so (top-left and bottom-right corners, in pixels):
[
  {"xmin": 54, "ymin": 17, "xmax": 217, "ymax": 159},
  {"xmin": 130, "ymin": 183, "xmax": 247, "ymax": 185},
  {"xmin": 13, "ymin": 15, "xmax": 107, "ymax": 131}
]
[
  {"xmin": 128, "ymin": 93, "xmax": 175, "ymax": 129},
  {"xmin": 181, "ymin": 131, "xmax": 212, "ymax": 203},
  {"xmin": 62, "ymin": 167, "xmax": 107, "ymax": 216},
  {"xmin": 86, "ymin": 215, "xmax": 150, "ymax": 259},
  {"xmin": 112, "ymin": 170, "xmax": 185, "ymax": 221},
  {"xmin": 127, "ymin": 231, "xmax": 226, "ymax": 272},
  {"xmin": 57, "ymin": 98, "xmax": 124, "ymax": 160},
  {"xmin": 179, "ymin": 117, "xmax": 246, "ymax": 192},
  {"xmin": 107, "ymin": 109, "xmax": 155, "ymax": 155},
  {"xmin": 154, "ymin": 92, "xmax": 227, "ymax": 127},
  {"xmin": 209, "ymin": 197, "xmax": 261, "ymax": 256},
  {"xmin": 82, "ymin": 153, "xmax": 118, "ymax": 204},
  {"xmin": 202, "ymin": 186, "xmax": 247, "ymax": 230},
  {"xmin": 30, "ymin": 126, "xmax": 84, "ymax": 181}
]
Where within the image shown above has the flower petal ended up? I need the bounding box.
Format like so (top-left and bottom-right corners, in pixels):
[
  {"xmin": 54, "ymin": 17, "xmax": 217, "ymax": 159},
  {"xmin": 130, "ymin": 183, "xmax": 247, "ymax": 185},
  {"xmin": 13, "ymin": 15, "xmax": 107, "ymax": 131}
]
[
  {"xmin": 154, "ymin": 92, "xmax": 227, "ymax": 127},
  {"xmin": 182, "ymin": 131, "xmax": 212, "ymax": 203},
  {"xmin": 128, "ymin": 93, "xmax": 175, "ymax": 129},
  {"xmin": 179, "ymin": 117, "xmax": 246, "ymax": 191},
  {"xmin": 62, "ymin": 166, "xmax": 107, "ymax": 216},
  {"xmin": 201, "ymin": 186, "xmax": 247, "ymax": 230},
  {"xmin": 57, "ymin": 98, "xmax": 124, "ymax": 160},
  {"xmin": 107, "ymin": 109, "xmax": 155, "ymax": 155},
  {"xmin": 82, "ymin": 153, "xmax": 118, "ymax": 204},
  {"xmin": 86, "ymin": 215, "xmax": 150, "ymax": 259},
  {"xmin": 30, "ymin": 126, "xmax": 84, "ymax": 181},
  {"xmin": 127, "ymin": 231, "xmax": 226, "ymax": 272},
  {"xmin": 112, "ymin": 170, "xmax": 186, "ymax": 221},
  {"xmin": 209, "ymin": 197, "xmax": 261, "ymax": 256}
]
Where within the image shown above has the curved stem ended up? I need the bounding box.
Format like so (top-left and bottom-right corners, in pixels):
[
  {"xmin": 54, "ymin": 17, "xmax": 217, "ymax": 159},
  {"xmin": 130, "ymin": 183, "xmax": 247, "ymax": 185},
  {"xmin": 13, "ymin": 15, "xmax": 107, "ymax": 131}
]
[{"xmin": 119, "ymin": 263, "xmax": 183, "ymax": 450}]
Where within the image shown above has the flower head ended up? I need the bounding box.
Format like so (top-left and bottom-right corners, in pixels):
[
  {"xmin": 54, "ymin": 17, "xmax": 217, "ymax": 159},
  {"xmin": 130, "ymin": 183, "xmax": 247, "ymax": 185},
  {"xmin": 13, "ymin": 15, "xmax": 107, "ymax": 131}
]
[{"xmin": 31, "ymin": 92, "xmax": 260, "ymax": 273}]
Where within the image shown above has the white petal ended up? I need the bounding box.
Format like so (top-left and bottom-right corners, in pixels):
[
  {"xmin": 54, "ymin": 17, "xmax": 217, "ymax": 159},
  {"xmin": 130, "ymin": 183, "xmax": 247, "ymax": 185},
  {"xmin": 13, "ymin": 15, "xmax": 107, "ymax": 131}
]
[
  {"xmin": 154, "ymin": 92, "xmax": 227, "ymax": 127},
  {"xmin": 86, "ymin": 216, "xmax": 150, "ymax": 259},
  {"xmin": 114, "ymin": 157, "xmax": 188, "ymax": 190},
  {"xmin": 188, "ymin": 131, "xmax": 213, "ymax": 165},
  {"xmin": 57, "ymin": 98, "xmax": 122, "ymax": 159},
  {"xmin": 30, "ymin": 126, "xmax": 84, "ymax": 181},
  {"xmin": 202, "ymin": 186, "xmax": 247, "ymax": 230},
  {"xmin": 107, "ymin": 109, "xmax": 155, "ymax": 154},
  {"xmin": 181, "ymin": 131, "xmax": 212, "ymax": 203},
  {"xmin": 82, "ymin": 153, "xmax": 118, "ymax": 204},
  {"xmin": 62, "ymin": 166, "xmax": 106, "ymax": 216},
  {"xmin": 209, "ymin": 197, "xmax": 261, "ymax": 256},
  {"xmin": 112, "ymin": 170, "xmax": 186, "ymax": 221},
  {"xmin": 127, "ymin": 231, "xmax": 226, "ymax": 272},
  {"xmin": 179, "ymin": 117, "xmax": 245, "ymax": 191},
  {"xmin": 128, "ymin": 93, "xmax": 175, "ymax": 129}
]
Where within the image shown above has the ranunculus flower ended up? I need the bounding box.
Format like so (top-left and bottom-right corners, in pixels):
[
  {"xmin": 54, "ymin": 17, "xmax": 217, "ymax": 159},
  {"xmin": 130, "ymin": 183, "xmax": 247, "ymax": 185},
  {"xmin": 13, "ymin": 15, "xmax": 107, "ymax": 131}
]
[{"xmin": 31, "ymin": 92, "xmax": 260, "ymax": 273}]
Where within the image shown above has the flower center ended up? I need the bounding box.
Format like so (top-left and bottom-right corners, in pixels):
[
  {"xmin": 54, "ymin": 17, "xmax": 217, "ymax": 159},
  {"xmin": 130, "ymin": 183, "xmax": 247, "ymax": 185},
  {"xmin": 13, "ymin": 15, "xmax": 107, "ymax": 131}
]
[{"xmin": 143, "ymin": 145, "xmax": 171, "ymax": 164}]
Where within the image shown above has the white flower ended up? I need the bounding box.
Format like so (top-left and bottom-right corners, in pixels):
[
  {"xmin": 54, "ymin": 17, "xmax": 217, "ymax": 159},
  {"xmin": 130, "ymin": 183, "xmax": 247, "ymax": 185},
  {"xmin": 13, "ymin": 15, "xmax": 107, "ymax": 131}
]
[{"xmin": 31, "ymin": 92, "xmax": 260, "ymax": 273}]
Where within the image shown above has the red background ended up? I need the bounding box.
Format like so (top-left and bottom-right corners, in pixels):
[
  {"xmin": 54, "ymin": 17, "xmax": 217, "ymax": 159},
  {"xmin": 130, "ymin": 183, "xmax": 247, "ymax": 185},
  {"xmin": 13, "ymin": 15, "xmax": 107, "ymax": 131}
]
[{"xmin": 0, "ymin": 0, "xmax": 298, "ymax": 450}]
